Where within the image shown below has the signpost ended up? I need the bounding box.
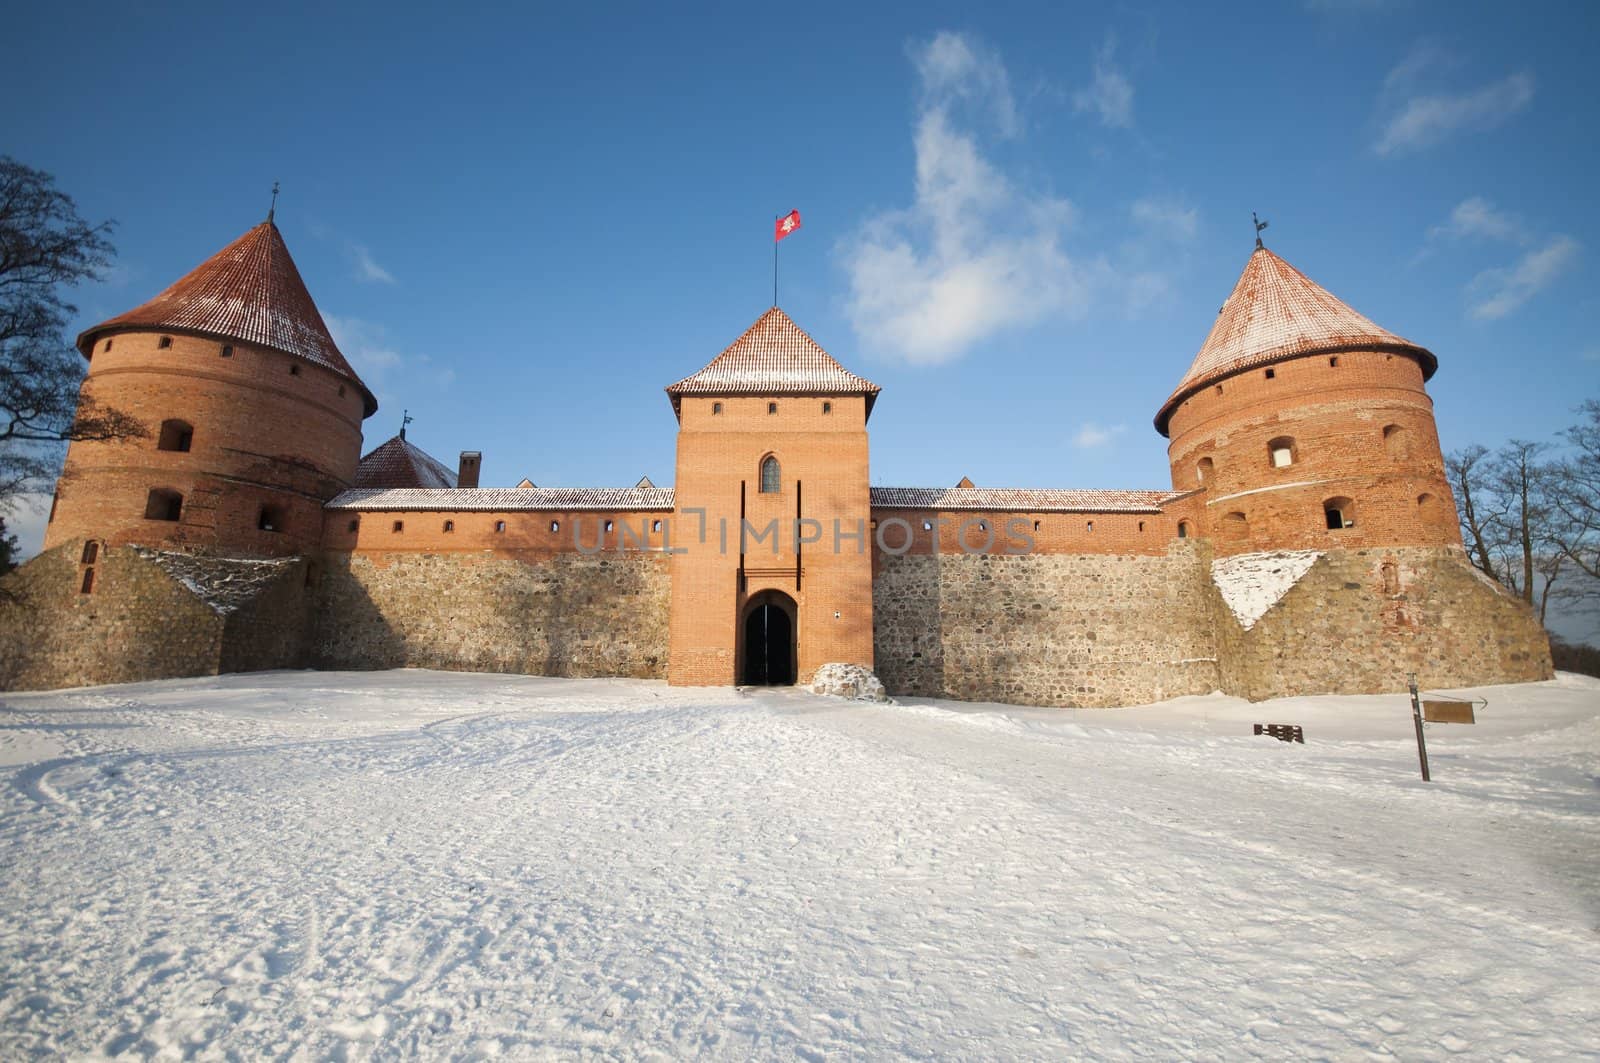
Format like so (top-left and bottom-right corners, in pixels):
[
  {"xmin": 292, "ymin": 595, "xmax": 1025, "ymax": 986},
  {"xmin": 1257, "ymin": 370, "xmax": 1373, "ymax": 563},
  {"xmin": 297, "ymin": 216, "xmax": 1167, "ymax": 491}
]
[{"xmin": 1407, "ymin": 673, "xmax": 1431, "ymax": 782}]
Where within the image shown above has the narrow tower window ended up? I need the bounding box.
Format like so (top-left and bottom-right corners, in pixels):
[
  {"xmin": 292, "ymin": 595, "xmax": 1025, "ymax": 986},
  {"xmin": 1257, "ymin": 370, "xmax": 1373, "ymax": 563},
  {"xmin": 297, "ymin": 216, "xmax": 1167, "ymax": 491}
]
[
  {"xmin": 157, "ymin": 419, "xmax": 193, "ymax": 452},
  {"xmin": 1268, "ymin": 436, "xmax": 1296, "ymax": 468},
  {"xmin": 1197, "ymin": 457, "xmax": 1214, "ymax": 483},
  {"xmin": 1382, "ymin": 424, "xmax": 1411, "ymax": 461},
  {"xmin": 258, "ymin": 506, "xmax": 285, "ymax": 532},
  {"xmin": 495, "ymin": 521, "xmax": 507, "ymax": 533},
  {"xmin": 443, "ymin": 520, "xmax": 455, "ymax": 533},
  {"xmin": 1222, "ymin": 511, "xmax": 1249, "ymax": 542},
  {"xmin": 392, "ymin": 520, "xmax": 404, "ymax": 533},
  {"xmin": 550, "ymin": 520, "xmax": 560, "ymax": 532},
  {"xmin": 158, "ymin": 336, "xmax": 173, "ymax": 349},
  {"xmin": 768, "ymin": 402, "xmax": 778, "ymax": 415},
  {"xmin": 81, "ymin": 541, "xmax": 99, "ymax": 565},
  {"xmin": 1324, "ymin": 497, "xmax": 1354, "ymax": 530},
  {"xmin": 713, "ymin": 402, "xmax": 723, "ymax": 415},
  {"xmin": 760, "ymin": 455, "xmax": 780, "ymax": 493},
  {"xmin": 289, "ymin": 364, "xmax": 301, "ymax": 376},
  {"xmin": 80, "ymin": 569, "xmax": 95, "ymax": 594},
  {"xmin": 220, "ymin": 344, "xmax": 234, "ymax": 358},
  {"xmin": 823, "ymin": 401, "xmax": 832, "ymax": 414},
  {"xmin": 104, "ymin": 339, "xmax": 113, "ymax": 352},
  {"xmin": 1177, "ymin": 521, "xmax": 1189, "ymax": 538},
  {"xmin": 144, "ymin": 489, "xmax": 183, "ymax": 522}
]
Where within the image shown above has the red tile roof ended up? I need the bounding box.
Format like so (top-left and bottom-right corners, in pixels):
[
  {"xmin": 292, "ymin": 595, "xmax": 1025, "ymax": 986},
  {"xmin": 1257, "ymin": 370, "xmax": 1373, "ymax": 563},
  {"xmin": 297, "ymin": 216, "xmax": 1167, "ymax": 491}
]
[
  {"xmin": 327, "ymin": 487, "xmax": 675, "ymax": 511},
  {"xmin": 870, "ymin": 487, "xmax": 1179, "ymax": 513},
  {"xmin": 77, "ymin": 221, "xmax": 378, "ymax": 416},
  {"xmin": 353, "ymin": 435, "xmax": 457, "ymax": 489},
  {"xmin": 665, "ymin": 307, "xmax": 881, "ymax": 419},
  {"xmin": 1155, "ymin": 246, "xmax": 1435, "ymax": 436}
]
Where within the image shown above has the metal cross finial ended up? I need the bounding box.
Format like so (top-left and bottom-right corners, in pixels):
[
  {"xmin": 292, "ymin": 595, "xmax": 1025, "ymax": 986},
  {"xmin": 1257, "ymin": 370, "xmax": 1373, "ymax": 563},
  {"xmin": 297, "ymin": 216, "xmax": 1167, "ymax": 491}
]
[
  {"xmin": 268, "ymin": 181, "xmax": 280, "ymax": 223},
  {"xmin": 401, "ymin": 409, "xmax": 413, "ymax": 441},
  {"xmin": 1253, "ymin": 211, "xmax": 1269, "ymax": 249}
]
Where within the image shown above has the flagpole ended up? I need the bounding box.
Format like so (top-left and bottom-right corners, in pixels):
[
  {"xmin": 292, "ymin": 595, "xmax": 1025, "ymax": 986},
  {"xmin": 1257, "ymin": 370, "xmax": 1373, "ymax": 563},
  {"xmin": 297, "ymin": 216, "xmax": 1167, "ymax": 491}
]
[{"xmin": 773, "ymin": 213, "xmax": 780, "ymax": 307}]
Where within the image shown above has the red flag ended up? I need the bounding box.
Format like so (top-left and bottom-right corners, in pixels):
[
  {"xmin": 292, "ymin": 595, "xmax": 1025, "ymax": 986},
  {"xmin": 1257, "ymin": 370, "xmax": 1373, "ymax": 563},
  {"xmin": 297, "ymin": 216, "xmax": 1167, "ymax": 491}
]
[{"xmin": 774, "ymin": 209, "xmax": 801, "ymax": 242}]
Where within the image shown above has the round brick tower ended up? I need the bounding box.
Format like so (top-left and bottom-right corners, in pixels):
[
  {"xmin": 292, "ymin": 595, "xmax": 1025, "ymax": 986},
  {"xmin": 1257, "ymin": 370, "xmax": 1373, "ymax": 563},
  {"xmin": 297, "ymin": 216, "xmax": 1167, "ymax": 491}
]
[
  {"xmin": 1155, "ymin": 242, "xmax": 1460, "ymax": 556},
  {"xmin": 43, "ymin": 216, "xmax": 376, "ymax": 557}
]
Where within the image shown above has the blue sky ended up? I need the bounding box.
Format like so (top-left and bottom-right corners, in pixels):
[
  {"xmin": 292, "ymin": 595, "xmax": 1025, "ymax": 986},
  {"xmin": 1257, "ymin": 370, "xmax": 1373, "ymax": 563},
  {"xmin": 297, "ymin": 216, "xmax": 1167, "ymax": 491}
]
[{"xmin": 6, "ymin": 0, "xmax": 1598, "ymax": 560}]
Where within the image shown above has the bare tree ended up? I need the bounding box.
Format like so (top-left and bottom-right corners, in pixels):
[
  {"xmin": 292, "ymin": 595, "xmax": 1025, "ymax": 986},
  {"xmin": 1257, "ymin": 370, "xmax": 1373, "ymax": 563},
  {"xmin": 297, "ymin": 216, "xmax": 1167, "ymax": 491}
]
[
  {"xmin": 1446, "ymin": 444, "xmax": 1503, "ymax": 583},
  {"xmin": 1447, "ymin": 439, "xmax": 1565, "ymax": 621},
  {"xmin": 0, "ymin": 157, "xmax": 143, "ymax": 508},
  {"xmin": 1546, "ymin": 400, "xmax": 1600, "ymax": 605}
]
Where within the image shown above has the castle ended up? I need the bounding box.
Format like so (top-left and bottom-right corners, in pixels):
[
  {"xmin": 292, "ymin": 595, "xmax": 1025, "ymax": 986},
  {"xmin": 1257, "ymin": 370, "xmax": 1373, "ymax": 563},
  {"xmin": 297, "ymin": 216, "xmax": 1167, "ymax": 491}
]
[{"xmin": 0, "ymin": 214, "xmax": 1552, "ymax": 703}]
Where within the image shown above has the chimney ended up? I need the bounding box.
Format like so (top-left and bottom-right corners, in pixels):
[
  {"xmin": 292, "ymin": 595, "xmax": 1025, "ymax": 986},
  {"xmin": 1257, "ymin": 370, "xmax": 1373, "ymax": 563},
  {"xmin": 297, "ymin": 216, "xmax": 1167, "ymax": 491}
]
[{"xmin": 458, "ymin": 451, "xmax": 481, "ymax": 489}]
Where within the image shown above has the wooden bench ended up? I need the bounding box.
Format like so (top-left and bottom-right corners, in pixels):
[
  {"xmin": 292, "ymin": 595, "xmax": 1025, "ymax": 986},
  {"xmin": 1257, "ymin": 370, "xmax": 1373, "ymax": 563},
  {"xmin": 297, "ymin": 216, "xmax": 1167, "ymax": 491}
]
[{"xmin": 1253, "ymin": 723, "xmax": 1304, "ymax": 744}]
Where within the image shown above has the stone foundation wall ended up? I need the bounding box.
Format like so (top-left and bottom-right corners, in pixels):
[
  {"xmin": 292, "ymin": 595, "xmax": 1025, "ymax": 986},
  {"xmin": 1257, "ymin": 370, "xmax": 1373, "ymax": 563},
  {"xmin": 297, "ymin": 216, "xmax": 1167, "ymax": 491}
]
[
  {"xmin": 873, "ymin": 544, "xmax": 1221, "ymax": 707},
  {"xmin": 312, "ymin": 551, "xmax": 671, "ymax": 679},
  {"xmin": 1213, "ymin": 546, "xmax": 1553, "ymax": 700},
  {"xmin": 1, "ymin": 542, "xmax": 221, "ymax": 690}
]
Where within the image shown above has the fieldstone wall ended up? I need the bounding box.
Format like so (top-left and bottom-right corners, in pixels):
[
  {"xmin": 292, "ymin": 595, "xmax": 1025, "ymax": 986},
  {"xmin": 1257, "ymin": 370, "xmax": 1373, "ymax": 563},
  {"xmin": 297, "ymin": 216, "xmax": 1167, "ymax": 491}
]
[
  {"xmin": 0, "ymin": 542, "xmax": 223, "ymax": 690},
  {"xmin": 312, "ymin": 551, "xmax": 671, "ymax": 679},
  {"xmin": 1213, "ymin": 546, "xmax": 1553, "ymax": 700},
  {"xmin": 873, "ymin": 543, "xmax": 1221, "ymax": 707}
]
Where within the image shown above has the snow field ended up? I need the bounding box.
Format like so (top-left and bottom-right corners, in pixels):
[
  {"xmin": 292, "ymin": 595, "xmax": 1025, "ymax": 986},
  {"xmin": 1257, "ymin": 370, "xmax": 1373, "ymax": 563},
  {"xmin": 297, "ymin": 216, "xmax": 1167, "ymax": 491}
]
[{"xmin": 1, "ymin": 670, "xmax": 1597, "ymax": 1059}]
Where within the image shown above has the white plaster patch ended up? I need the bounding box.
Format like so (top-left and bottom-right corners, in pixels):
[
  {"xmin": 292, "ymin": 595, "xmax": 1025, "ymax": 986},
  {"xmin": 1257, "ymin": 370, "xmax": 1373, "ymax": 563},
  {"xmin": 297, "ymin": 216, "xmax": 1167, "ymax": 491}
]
[{"xmin": 1211, "ymin": 550, "xmax": 1323, "ymax": 630}]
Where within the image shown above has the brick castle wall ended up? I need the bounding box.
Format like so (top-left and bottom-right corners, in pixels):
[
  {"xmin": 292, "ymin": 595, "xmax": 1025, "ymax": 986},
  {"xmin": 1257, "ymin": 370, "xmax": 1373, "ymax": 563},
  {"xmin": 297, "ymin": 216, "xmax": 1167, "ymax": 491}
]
[
  {"xmin": 46, "ymin": 330, "xmax": 365, "ymax": 557},
  {"xmin": 1165, "ymin": 351, "xmax": 1460, "ymax": 555}
]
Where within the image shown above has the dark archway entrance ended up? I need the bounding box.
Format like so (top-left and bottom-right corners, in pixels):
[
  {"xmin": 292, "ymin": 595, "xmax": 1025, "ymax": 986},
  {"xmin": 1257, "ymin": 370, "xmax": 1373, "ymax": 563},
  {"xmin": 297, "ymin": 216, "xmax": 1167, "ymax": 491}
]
[{"xmin": 741, "ymin": 591, "xmax": 796, "ymax": 685}]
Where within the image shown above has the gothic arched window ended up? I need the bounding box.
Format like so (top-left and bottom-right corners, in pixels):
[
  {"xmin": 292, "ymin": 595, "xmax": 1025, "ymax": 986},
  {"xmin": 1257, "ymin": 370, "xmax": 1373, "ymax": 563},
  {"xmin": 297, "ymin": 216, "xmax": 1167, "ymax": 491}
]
[{"xmin": 760, "ymin": 456, "xmax": 780, "ymax": 493}]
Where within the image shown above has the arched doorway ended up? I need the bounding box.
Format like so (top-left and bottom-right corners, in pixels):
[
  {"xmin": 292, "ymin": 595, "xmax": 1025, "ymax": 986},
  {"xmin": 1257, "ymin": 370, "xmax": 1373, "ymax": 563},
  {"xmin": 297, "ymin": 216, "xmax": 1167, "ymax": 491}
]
[{"xmin": 741, "ymin": 590, "xmax": 796, "ymax": 685}]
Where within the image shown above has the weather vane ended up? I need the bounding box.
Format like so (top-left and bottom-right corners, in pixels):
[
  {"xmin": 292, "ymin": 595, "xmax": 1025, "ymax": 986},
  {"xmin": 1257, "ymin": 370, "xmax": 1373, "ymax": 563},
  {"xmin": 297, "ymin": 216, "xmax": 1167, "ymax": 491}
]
[
  {"xmin": 401, "ymin": 409, "xmax": 414, "ymax": 440},
  {"xmin": 1253, "ymin": 211, "xmax": 1269, "ymax": 249},
  {"xmin": 268, "ymin": 181, "xmax": 280, "ymax": 223}
]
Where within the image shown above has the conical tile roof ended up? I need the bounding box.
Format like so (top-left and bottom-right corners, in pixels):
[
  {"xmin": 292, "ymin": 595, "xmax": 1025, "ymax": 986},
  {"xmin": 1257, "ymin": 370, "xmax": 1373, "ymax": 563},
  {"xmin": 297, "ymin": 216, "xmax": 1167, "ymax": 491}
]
[
  {"xmin": 77, "ymin": 220, "xmax": 378, "ymax": 416},
  {"xmin": 353, "ymin": 434, "xmax": 457, "ymax": 489},
  {"xmin": 665, "ymin": 307, "xmax": 880, "ymax": 419},
  {"xmin": 1154, "ymin": 246, "xmax": 1435, "ymax": 436}
]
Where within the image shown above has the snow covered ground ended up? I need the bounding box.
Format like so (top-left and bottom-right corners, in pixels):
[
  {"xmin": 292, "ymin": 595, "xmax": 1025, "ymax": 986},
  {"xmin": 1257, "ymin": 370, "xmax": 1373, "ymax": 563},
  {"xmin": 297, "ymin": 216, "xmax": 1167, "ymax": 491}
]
[{"xmin": 1, "ymin": 670, "xmax": 1597, "ymax": 1060}]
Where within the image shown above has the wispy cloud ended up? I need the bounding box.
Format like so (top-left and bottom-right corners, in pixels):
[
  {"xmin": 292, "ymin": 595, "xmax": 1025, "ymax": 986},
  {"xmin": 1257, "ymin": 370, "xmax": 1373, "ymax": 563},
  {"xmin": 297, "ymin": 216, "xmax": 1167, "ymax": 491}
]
[
  {"xmin": 842, "ymin": 33, "xmax": 1107, "ymax": 365},
  {"xmin": 1072, "ymin": 35, "xmax": 1134, "ymax": 129},
  {"xmin": 1072, "ymin": 422, "xmax": 1126, "ymax": 449},
  {"xmin": 325, "ymin": 314, "xmax": 455, "ymax": 411},
  {"xmin": 1467, "ymin": 236, "xmax": 1580, "ymax": 320},
  {"xmin": 1419, "ymin": 198, "xmax": 1579, "ymax": 320},
  {"xmin": 914, "ymin": 31, "xmax": 1020, "ymax": 138},
  {"xmin": 1374, "ymin": 67, "xmax": 1533, "ymax": 155},
  {"xmin": 1426, "ymin": 197, "xmax": 1528, "ymax": 245},
  {"xmin": 350, "ymin": 244, "xmax": 396, "ymax": 284},
  {"xmin": 1131, "ymin": 197, "xmax": 1198, "ymax": 241}
]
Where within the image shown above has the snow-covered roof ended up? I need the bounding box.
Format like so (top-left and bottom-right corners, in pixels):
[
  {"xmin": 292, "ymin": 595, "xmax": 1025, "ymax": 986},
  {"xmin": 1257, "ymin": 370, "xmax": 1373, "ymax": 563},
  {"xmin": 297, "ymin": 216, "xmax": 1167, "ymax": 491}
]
[
  {"xmin": 869, "ymin": 487, "xmax": 1183, "ymax": 513},
  {"xmin": 1155, "ymin": 246, "xmax": 1435, "ymax": 435},
  {"xmin": 353, "ymin": 435, "xmax": 458, "ymax": 490},
  {"xmin": 77, "ymin": 220, "xmax": 378, "ymax": 416},
  {"xmin": 665, "ymin": 307, "xmax": 880, "ymax": 419},
  {"xmin": 326, "ymin": 487, "xmax": 677, "ymax": 512}
]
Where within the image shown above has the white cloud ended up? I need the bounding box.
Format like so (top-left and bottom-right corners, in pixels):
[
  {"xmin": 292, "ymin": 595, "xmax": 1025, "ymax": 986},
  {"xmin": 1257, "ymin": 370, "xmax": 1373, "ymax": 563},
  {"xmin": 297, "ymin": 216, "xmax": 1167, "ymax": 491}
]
[
  {"xmin": 1418, "ymin": 199, "xmax": 1579, "ymax": 319},
  {"xmin": 1072, "ymin": 36, "xmax": 1134, "ymax": 129},
  {"xmin": 350, "ymin": 244, "xmax": 396, "ymax": 284},
  {"xmin": 1072, "ymin": 422, "xmax": 1126, "ymax": 449},
  {"xmin": 843, "ymin": 34, "xmax": 1109, "ymax": 365},
  {"xmin": 914, "ymin": 31, "xmax": 1019, "ymax": 138},
  {"xmin": 1467, "ymin": 236, "xmax": 1580, "ymax": 320},
  {"xmin": 325, "ymin": 314, "xmax": 403, "ymax": 372},
  {"xmin": 1131, "ymin": 197, "xmax": 1198, "ymax": 241},
  {"xmin": 1426, "ymin": 197, "xmax": 1528, "ymax": 245},
  {"xmin": 1375, "ymin": 71, "xmax": 1534, "ymax": 155}
]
